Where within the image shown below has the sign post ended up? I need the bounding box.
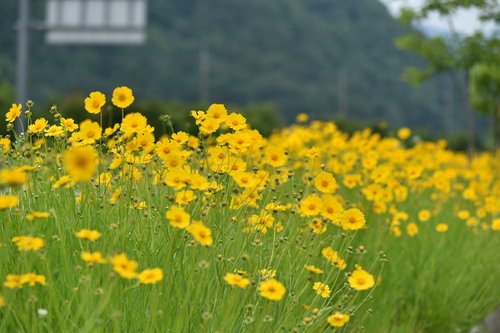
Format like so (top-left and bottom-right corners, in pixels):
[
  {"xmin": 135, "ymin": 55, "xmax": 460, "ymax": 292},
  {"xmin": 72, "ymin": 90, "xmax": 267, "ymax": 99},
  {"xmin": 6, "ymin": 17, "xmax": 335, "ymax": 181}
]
[
  {"xmin": 15, "ymin": 0, "xmax": 29, "ymax": 134},
  {"xmin": 45, "ymin": 0, "xmax": 147, "ymax": 44},
  {"xmin": 14, "ymin": 0, "xmax": 148, "ymax": 133}
]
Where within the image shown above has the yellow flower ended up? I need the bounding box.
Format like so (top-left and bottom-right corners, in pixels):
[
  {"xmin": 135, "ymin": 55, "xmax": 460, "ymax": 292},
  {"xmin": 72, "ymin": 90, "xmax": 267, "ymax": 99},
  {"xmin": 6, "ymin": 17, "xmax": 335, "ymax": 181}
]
[
  {"xmin": 20, "ymin": 273, "xmax": 46, "ymax": 287},
  {"xmin": 0, "ymin": 168, "xmax": 28, "ymax": 186},
  {"xmin": 362, "ymin": 184, "xmax": 384, "ymax": 201},
  {"xmin": 84, "ymin": 91, "xmax": 106, "ymax": 114},
  {"xmin": 343, "ymin": 174, "xmax": 362, "ymax": 189},
  {"xmin": 26, "ymin": 211, "xmax": 50, "ymax": 221},
  {"xmin": 436, "ymin": 223, "xmax": 448, "ymax": 232},
  {"xmin": 175, "ymin": 190, "xmax": 197, "ymax": 205},
  {"xmin": 314, "ymin": 171, "xmax": 338, "ymax": 194},
  {"xmin": 199, "ymin": 117, "xmax": 220, "ymax": 135},
  {"xmin": 0, "ymin": 138, "xmax": 11, "ymax": 151},
  {"xmin": 225, "ymin": 113, "xmax": 247, "ymax": 131},
  {"xmin": 189, "ymin": 173, "xmax": 210, "ymax": 191},
  {"xmin": 258, "ymin": 278, "xmax": 286, "ymax": 301},
  {"xmin": 313, "ymin": 282, "xmax": 331, "ymax": 298},
  {"xmin": 223, "ymin": 273, "xmax": 250, "ymax": 288},
  {"xmin": 407, "ymin": 165, "xmax": 423, "ymax": 180},
  {"xmin": 321, "ymin": 247, "xmax": 346, "ymax": 269},
  {"xmin": 457, "ymin": 210, "xmax": 470, "ymax": 220},
  {"xmin": 12, "ymin": 236, "xmax": 45, "ymax": 251},
  {"xmin": 6, "ymin": 104, "xmax": 22, "ymax": 123},
  {"xmin": 109, "ymin": 253, "xmax": 138, "ymax": 279},
  {"xmin": 166, "ymin": 205, "xmax": 190, "ymax": 228},
  {"xmin": 155, "ymin": 138, "xmax": 181, "ymax": 159},
  {"xmin": 0, "ymin": 295, "xmax": 6, "ymax": 307},
  {"xmin": 60, "ymin": 117, "xmax": 78, "ymax": 132},
  {"xmin": 77, "ymin": 120, "xmax": 102, "ymax": 145},
  {"xmin": 104, "ymin": 123, "xmax": 120, "ymax": 136},
  {"xmin": 191, "ymin": 110, "xmax": 206, "ymax": 124},
  {"xmin": 264, "ymin": 146, "xmax": 287, "ymax": 167},
  {"xmin": 112, "ymin": 86, "xmax": 134, "ymax": 108},
  {"xmin": 348, "ymin": 265, "xmax": 375, "ymax": 291},
  {"xmin": 28, "ymin": 118, "xmax": 48, "ymax": 133},
  {"xmin": 52, "ymin": 175, "xmax": 72, "ymax": 189},
  {"xmin": 340, "ymin": 208, "xmax": 366, "ymax": 230},
  {"xmin": 171, "ymin": 131, "xmax": 189, "ymax": 145},
  {"xmin": 258, "ymin": 269, "xmax": 277, "ymax": 279},
  {"xmin": 327, "ymin": 312, "xmax": 350, "ymax": 327},
  {"xmin": 138, "ymin": 268, "xmax": 164, "ymax": 285},
  {"xmin": 63, "ymin": 145, "xmax": 99, "ymax": 182},
  {"xmin": 81, "ymin": 251, "xmax": 107, "ymax": 264},
  {"xmin": 75, "ymin": 229, "xmax": 102, "ymax": 241},
  {"xmin": 206, "ymin": 103, "xmax": 227, "ymax": 123},
  {"xmin": 98, "ymin": 172, "xmax": 112, "ymax": 188},
  {"xmin": 321, "ymin": 195, "xmax": 344, "ymax": 224},
  {"xmin": 129, "ymin": 201, "xmax": 147, "ymax": 210},
  {"xmin": 476, "ymin": 208, "xmax": 487, "ymax": 218},
  {"xmin": 109, "ymin": 156, "xmax": 123, "ymax": 170},
  {"xmin": 137, "ymin": 132, "xmax": 156, "ymax": 151},
  {"xmin": 187, "ymin": 136, "xmax": 199, "ymax": 149},
  {"xmin": 491, "ymin": 218, "xmax": 500, "ymax": 231},
  {"xmin": 110, "ymin": 187, "xmax": 121, "ymax": 204},
  {"xmin": 186, "ymin": 221, "xmax": 213, "ymax": 246},
  {"xmin": 406, "ymin": 222, "xmax": 419, "ymax": 237},
  {"xmin": 300, "ymin": 195, "xmax": 322, "ymax": 217},
  {"xmin": 397, "ymin": 127, "xmax": 411, "ymax": 140},
  {"xmin": 32, "ymin": 138, "xmax": 45, "ymax": 150},
  {"xmin": 304, "ymin": 146, "xmax": 320, "ymax": 159},
  {"xmin": 391, "ymin": 225, "xmax": 402, "ymax": 237},
  {"xmin": 304, "ymin": 264, "xmax": 323, "ymax": 274},
  {"xmin": 247, "ymin": 211, "xmax": 273, "ymax": 234},
  {"xmin": 466, "ymin": 217, "xmax": 479, "ymax": 227},
  {"xmin": 121, "ymin": 112, "xmax": 148, "ymax": 136},
  {"xmin": 265, "ymin": 202, "xmax": 287, "ymax": 212},
  {"xmin": 44, "ymin": 125, "xmax": 64, "ymax": 137},
  {"xmin": 4, "ymin": 275, "xmax": 23, "ymax": 289},
  {"xmin": 418, "ymin": 209, "xmax": 431, "ymax": 222},
  {"xmin": 296, "ymin": 113, "xmax": 309, "ymax": 123}
]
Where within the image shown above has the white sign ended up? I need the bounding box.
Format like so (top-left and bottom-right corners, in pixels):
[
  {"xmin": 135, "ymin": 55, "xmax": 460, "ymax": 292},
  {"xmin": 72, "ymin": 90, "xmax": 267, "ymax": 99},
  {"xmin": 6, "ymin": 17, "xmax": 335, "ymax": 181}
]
[{"xmin": 45, "ymin": 0, "xmax": 147, "ymax": 44}]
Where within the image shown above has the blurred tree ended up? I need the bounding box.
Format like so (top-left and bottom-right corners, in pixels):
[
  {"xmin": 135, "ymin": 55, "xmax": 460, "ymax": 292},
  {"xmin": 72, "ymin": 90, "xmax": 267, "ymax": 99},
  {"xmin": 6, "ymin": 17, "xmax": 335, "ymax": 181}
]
[
  {"xmin": 394, "ymin": 0, "xmax": 500, "ymax": 154},
  {"xmin": 470, "ymin": 61, "xmax": 500, "ymax": 148},
  {"xmin": 0, "ymin": 0, "xmax": 453, "ymax": 132}
]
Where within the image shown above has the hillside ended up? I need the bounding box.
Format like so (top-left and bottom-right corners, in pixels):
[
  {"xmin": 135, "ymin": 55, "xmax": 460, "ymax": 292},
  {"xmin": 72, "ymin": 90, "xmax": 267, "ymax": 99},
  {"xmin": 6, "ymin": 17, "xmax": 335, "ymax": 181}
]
[{"xmin": 0, "ymin": 0, "xmax": 454, "ymax": 130}]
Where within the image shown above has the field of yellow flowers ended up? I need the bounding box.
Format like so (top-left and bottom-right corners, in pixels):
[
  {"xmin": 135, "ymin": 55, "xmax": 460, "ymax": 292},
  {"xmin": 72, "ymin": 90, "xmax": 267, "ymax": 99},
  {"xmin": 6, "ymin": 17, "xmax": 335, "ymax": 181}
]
[{"xmin": 0, "ymin": 87, "xmax": 499, "ymax": 332}]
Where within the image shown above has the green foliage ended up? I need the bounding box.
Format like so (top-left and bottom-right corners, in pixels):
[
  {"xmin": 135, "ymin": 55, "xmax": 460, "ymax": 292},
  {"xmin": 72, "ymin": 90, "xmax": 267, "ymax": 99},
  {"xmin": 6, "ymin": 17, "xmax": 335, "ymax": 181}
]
[
  {"xmin": 238, "ymin": 104, "xmax": 283, "ymax": 137},
  {"xmin": 395, "ymin": 1, "xmax": 499, "ymax": 91},
  {"xmin": 0, "ymin": 0, "xmax": 451, "ymax": 130},
  {"xmin": 395, "ymin": 0, "xmax": 500, "ymax": 152},
  {"xmin": 470, "ymin": 62, "xmax": 500, "ymax": 146},
  {"xmin": 396, "ymin": 33, "xmax": 453, "ymax": 74},
  {"xmin": 445, "ymin": 131, "xmax": 487, "ymax": 150},
  {"xmin": 0, "ymin": 82, "xmax": 14, "ymax": 117},
  {"xmin": 469, "ymin": 63, "xmax": 500, "ymax": 115},
  {"xmin": 419, "ymin": 0, "xmax": 500, "ymax": 20},
  {"xmin": 361, "ymin": 200, "xmax": 499, "ymax": 333},
  {"xmin": 398, "ymin": 7, "xmax": 418, "ymax": 25}
]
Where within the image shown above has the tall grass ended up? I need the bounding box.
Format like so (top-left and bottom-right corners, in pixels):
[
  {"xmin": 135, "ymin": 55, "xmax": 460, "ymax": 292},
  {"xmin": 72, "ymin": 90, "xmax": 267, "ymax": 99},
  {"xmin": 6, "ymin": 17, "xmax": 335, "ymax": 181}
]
[{"xmin": 0, "ymin": 95, "xmax": 498, "ymax": 332}]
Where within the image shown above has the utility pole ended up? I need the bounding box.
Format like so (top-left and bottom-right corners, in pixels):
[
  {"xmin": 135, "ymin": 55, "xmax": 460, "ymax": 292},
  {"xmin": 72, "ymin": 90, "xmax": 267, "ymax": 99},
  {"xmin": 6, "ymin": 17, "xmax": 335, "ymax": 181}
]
[
  {"xmin": 337, "ymin": 68, "xmax": 349, "ymax": 117},
  {"xmin": 199, "ymin": 49, "xmax": 210, "ymax": 104},
  {"xmin": 15, "ymin": 0, "xmax": 29, "ymax": 133},
  {"xmin": 443, "ymin": 74, "xmax": 454, "ymax": 133}
]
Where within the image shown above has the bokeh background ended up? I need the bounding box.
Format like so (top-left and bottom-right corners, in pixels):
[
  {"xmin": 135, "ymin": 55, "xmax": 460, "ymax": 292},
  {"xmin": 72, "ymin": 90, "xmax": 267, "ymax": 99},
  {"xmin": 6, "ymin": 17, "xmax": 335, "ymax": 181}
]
[{"xmin": 0, "ymin": 0, "xmax": 498, "ymax": 148}]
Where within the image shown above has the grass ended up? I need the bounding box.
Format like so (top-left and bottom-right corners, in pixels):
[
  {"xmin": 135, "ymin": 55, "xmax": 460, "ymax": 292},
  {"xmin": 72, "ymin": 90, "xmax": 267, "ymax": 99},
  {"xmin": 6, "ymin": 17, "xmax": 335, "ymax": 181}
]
[{"xmin": 0, "ymin": 98, "xmax": 498, "ymax": 332}]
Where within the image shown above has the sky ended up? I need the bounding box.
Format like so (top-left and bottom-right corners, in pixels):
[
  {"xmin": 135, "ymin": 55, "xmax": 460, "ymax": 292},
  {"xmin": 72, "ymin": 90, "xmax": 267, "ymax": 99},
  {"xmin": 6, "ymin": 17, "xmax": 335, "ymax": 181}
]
[{"xmin": 381, "ymin": 0, "xmax": 497, "ymax": 34}]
